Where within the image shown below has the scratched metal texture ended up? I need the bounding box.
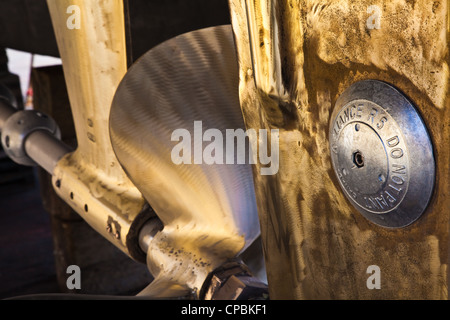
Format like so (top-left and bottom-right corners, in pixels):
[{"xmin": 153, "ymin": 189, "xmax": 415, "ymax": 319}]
[
  {"xmin": 229, "ymin": 0, "xmax": 450, "ymax": 299},
  {"xmin": 110, "ymin": 25, "xmax": 260, "ymax": 296}
]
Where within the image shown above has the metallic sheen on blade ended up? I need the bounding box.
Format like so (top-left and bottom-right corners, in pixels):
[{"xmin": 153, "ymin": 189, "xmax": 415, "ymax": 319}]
[{"xmin": 110, "ymin": 25, "xmax": 260, "ymax": 296}]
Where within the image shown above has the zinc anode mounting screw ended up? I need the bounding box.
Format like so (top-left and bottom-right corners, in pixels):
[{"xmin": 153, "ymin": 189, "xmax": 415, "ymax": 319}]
[{"xmin": 353, "ymin": 151, "xmax": 365, "ymax": 168}]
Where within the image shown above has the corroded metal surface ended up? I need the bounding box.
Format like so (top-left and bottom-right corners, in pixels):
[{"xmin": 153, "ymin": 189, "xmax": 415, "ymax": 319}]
[
  {"xmin": 230, "ymin": 0, "xmax": 449, "ymax": 299},
  {"xmin": 47, "ymin": 0, "xmax": 147, "ymax": 257},
  {"xmin": 110, "ymin": 25, "xmax": 260, "ymax": 297}
]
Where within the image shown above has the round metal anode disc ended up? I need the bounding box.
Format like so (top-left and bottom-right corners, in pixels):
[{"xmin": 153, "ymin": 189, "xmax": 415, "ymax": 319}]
[{"xmin": 329, "ymin": 80, "xmax": 435, "ymax": 228}]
